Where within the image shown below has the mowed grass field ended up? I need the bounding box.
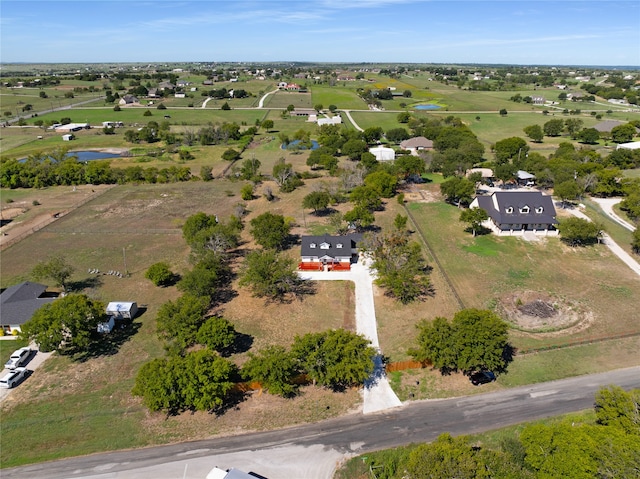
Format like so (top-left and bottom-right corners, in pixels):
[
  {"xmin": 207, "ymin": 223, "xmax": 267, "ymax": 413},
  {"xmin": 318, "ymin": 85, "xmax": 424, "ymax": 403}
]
[
  {"xmin": 0, "ymin": 180, "xmax": 365, "ymax": 467},
  {"xmin": 406, "ymin": 189, "xmax": 640, "ymax": 352}
]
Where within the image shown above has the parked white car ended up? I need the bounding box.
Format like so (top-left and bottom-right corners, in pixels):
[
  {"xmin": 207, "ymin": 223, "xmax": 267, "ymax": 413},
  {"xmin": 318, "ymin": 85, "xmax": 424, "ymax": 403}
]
[
  {"xmin": 0, "ymin": 367, "xmax": 28, "ymax": 388},
  {"xmin": 5, "ymin": 347, "xmax": 32, "ymax": 370}
]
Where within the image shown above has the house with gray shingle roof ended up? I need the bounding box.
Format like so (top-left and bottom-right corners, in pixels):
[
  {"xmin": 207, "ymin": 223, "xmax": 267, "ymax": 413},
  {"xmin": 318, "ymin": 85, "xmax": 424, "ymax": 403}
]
[
  {"xmin": 470, "ymin": 191, "xmax": 558, "ymax": 236},
  {"xmin": 300, "ymin": 234, "xmax": 362, "ymax": 264},
  {"xmin": 0, "ymin": 282, "xmax": 58, "ymax": 333}
]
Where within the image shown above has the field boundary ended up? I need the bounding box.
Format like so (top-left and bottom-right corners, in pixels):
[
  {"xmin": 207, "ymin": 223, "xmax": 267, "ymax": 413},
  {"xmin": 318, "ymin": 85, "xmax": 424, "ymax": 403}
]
[
  {"xmin": 404, "ymin": 202, "xmax": 465, "ymax": 309},
  {"xmin": 1, "ymin": 186, "xmax": 115, "ymax": 251}
]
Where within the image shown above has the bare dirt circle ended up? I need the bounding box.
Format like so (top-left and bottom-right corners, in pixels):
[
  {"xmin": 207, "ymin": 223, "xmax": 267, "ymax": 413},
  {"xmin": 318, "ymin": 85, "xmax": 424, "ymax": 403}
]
[{"xmin": 499, "ymin": 291, "xmax": 593, "ymax": 335}]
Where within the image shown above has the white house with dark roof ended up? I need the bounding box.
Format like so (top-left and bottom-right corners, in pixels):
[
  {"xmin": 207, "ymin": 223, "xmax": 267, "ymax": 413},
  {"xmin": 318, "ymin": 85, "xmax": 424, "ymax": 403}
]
[
  {"xmin": 0, "ymin": 282, "xmax": 58, "ymax": 333},
  {"xmin": 470, "ymin": 191, "xmax": 558, "ymax": 236},
  {"xmin": 300, "ymin": 234, "xmax": 362, "ymax": 269}
]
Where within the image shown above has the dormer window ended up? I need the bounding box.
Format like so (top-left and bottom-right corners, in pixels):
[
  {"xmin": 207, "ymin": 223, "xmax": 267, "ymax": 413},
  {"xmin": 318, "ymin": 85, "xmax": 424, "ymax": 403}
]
[
  {"xmin": 309, "ymin": 243, "xmax": 316, "ymax": 248},
  {"xmin": 336, "ymin": 243, "xmax": 343, "ymax": 248},
  {"xmin": 505, "ymin": 206, "xmax": 514, "ymax": 214},
  {"xmin": 535, "ymin": 206, "xmax": 544, "ymax": 214},
  {"xmin": 520, "ymin": 205, "xmax": 530, "ymax": 214},
  {"xmin": 320, "ymin": 242, "xmax": 330, "ymax": 249}
]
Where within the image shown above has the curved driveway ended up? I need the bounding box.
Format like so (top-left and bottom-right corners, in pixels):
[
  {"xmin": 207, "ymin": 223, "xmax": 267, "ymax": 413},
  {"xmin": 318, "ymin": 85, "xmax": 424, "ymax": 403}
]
[
  {"xmin": 591, "ymin": 197, "xmax": 636, "ymax": 232},
  {"xmin": 298, "ymin": 259, "xmax": 402, "ymax": 414}
]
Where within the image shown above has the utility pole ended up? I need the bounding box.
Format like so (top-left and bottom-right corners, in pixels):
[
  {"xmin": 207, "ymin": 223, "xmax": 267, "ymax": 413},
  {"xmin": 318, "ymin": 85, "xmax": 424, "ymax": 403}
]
[{"xmin": 122, "ymin": 247, "xmax": 128, "ymax": 276}]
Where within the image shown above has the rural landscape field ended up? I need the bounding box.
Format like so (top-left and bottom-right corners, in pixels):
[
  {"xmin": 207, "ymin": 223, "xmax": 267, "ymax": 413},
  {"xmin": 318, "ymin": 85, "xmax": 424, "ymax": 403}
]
[{"xmin": 1, "ymin": 59, "xmax": 639, "ymax": 477}]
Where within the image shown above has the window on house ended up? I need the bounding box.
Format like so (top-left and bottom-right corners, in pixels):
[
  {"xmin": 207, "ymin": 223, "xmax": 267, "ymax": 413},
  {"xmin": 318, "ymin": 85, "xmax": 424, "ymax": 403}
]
[
  {"xmin": 336, "ymin": 243, "xmax": 343, "ymax": 248},
  {"xmin": 309, "ymin": 243, "xmax": 316, "ymax": 248},
  {"xmin": 320, "ymin": 242, "xmax": 330, "ymax": 249},
  {"xmin": 505, "ymin": 206, "xmax": 514, "ymax": 214},
  {"xmin": 520, "ymin": 206, "xmax": 530, "ymax": 214},
  {"xmin": 535, "ymin": 206, "xmax": 544, "ymax": 214}
]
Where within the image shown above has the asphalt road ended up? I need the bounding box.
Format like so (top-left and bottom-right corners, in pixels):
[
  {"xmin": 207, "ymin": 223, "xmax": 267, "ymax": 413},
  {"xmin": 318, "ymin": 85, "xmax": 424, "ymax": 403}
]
[{"xmin": 4, "ymin": 366, "xmax": 639, "ymax": 479}]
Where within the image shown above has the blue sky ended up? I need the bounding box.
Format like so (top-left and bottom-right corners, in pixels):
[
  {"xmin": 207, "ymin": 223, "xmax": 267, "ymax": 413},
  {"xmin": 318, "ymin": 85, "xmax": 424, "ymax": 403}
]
[{"xmin": 1, "ymin": 1, "xmax": 639, "ymax": 66}]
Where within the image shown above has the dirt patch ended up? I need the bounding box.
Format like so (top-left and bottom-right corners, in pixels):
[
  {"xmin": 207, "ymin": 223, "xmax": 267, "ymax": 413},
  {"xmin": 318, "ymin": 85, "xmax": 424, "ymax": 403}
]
[
  {"xmin": 499, "ymin": 291, "xmax": 593, "ymax": 335},
  {"xmin": 0, "ymin": 207, "xmax": 27, "ymax": 220},
  {"xmin": 403, "ymin": 185, "xmax": 440, "ymax": 203}
]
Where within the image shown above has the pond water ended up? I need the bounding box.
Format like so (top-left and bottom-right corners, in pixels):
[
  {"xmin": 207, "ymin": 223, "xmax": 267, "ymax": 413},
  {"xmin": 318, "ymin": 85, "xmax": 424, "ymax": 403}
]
[
  {"xmin": 414, "ymin": 104, "xmax": 441, "ymax": 110},
  {"xmin": 20, "ymin": 151, "xmax": 122, "ymax": 163},
  {"xmin": 281, "ymin": 140, "xmax": 319, "ymax": 150}
]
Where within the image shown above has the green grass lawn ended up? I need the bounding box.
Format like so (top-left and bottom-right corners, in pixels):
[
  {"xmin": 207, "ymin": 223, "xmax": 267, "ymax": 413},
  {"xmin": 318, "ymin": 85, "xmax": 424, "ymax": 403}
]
[{"xmin": 310, "ymin": 85, "xmax": 367, "ymax": 110}]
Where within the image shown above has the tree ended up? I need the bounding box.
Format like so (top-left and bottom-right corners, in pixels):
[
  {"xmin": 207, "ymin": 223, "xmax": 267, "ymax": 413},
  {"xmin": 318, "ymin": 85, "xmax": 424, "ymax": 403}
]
[
  {"xmin": 363, "ymin": 126, "xmax": 384, "ymax": 144},
  {"xmin": 156, "ymin": 293, "xmax": 209, "ymax": 352},
  {"xmin": 578, "ymin": 127, "xmax": 601, "ymax": 144},
  {"xmin": 145, "ymin": 262, "xmax": 174, "ymax": 286},
  {"xmin": 397, "ymin": 111, "xmax": 411, "ymax": 123},
  {"xmin": 386, "ymin": 127, "xmax": 410, "ymax": 143},
  {"xmin": 554, "ymin": 180, "xmax": 582, "ymax": 206},
  {"xmin": 558, "ymin": 217, "xmax": 602, "ymax": 246},
  {"xmin": 595, "ymin": 386, "xmax": 640, "ymax": 435},
  {"xmin": 182, "ymin": 212, "xmax": 218, "ymax": 245},
  {"xmin": 364, "ymin": 170, "xmax": 397, "ymax": 198},
  {"xmin": 221, "ymin": 148, "xmax": 240, "ymax": 162},
  {"xmin": 291, "ymin": 329, "xmax": 376, "ymax": 390},
  {"xmin": 341, "ymin": 139, "xmax": 368, "ymax": 161},
  {"xmin": 395, "ymin": 155, "xmax": 425, "ymax": 179},
  {"xmin": 394, "ymin": 213, "xmax": 408, "ymax": 231},
  {"xmin": 632, "ymin": 228, "xmax": 640, "ymax": 254},
  {"xmin": 523, "ymin": 124, "xmax": 543, "ymax": 142},
  {"xmin": 494, "ymin": 137, "xmax": 528, "ymax": 164},
  {"xmin": 363, "ymin": 229, "xmax": 431, "ymax": 303},
  {"xmin": 20, "ymin": 294, "xmax": 106, "ymax": 353},
  {"xmin": 221, "ymin": 102, "xmax": 231, "ymax": 110},
  {"xmin": 302, "ymin": 190, "xmax": 331, "ymax": 214},
  {"xmin": 242, "ymin": 345, "xmax": 298, "ymax": 397},
  {"xmin": 499, "ymin": 108, "xmax": 508, "ymax": 116},
  {"xmin": 459, "ymin": 207, "xmax": 489, "ymax": 236},
  {"xmin": 239, "ymin": 249, "xmax": 303, "ymax": 300},
  {"xmin": 196, "ymin": 316, "xmax": 237, "ymax": 354},
  {"xmin": 544, "ymin": 119, "xmax": 565, "ymax": 137},
  {"xmin": 314, "ymin": 103, "xmax": 323, "ymax": 112},
  {"xmin": 440, "ymin": 176, "xmax": 475, "ymax": 206},
  {"xmin": 272, "ymin": 158, "xmax": 302, "ymax": 192},
  {"xmin": 611, "ymin": 123, "xmax": 636, "ymax": 143},
  {"xmin": 132, "ymin": 358, "xmax": 182, "ymax": 413},
  {"xmin": 240, "ymin": 183, "xmax": 254, "ymax": 201},
  {"xmin": 260, "ymin": 119, "xmax": 274, "ymax": 132},
  {"xmin": 564, "ymin": 118, "xmax": 584, "ymax": 139},
  {"xmin": 249, "ymin": 212, "xmax": 290, "ymax": 250},
  {"xmin": 31, "ymin": 255, "xmax": 74, "ymax": 291},
  {"xmin": 177, "ymin": 259, "xmax": 223, "ymax": 299},
  {"xmin": 410, "ymin": 309, "xmax": 510, "ymax": 374}
]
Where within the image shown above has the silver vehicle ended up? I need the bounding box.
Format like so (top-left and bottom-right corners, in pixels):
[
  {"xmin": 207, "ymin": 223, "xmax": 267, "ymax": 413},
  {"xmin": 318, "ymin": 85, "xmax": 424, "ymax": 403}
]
[
  {"xmin": 5, "ymin": 347, "xmax": 31, "ymax": 369},
  {"xmin": 0, "ymin": 367, "xmax": 28, "ymax": 388}
]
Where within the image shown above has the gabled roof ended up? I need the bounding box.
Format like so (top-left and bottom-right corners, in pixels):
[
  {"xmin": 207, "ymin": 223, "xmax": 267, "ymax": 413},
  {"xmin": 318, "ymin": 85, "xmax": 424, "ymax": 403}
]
[
  {"xmin": 300, "ymin": 234, "xmax": 361, "ymax": 258},
  {"xmin": 0, "ymin": 282, "xmax": 57, "ymax": 326},
  {"xmin": 593, "ymin": 119, "xmax": 625, "ymax": 133},
  {"xmin": 474, "ymin": 191, "xmax": 557, "ymax": 226},
  {"xmin": 400, "ymin": 136, "xmax": 433, "ymax": 149}
]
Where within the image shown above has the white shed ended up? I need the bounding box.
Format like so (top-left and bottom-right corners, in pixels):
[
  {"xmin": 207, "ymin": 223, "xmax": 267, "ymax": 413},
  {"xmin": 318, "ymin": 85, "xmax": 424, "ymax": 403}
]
[
  {"xmin": 369, "ymin": 145, "xmax": 395, "ymax": 161},
  {"xmin": 106, "ymin": 302, "xmax": 138, "ymax": 320},
  {"xmin": 97, "ymin": 316, "xmax": 115, "ymax": 334},
  {"xmin": 617, "ymin": 141, "xmax": 640, "ymax": 150},
  {"xmin": 62, "ymin": 134, "xmax": 73, "ymax": 141}
]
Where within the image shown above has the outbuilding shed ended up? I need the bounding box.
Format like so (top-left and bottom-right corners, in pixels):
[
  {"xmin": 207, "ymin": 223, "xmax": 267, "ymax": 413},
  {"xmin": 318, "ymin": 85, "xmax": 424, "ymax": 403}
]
[
  {"xmin": 369, "ymin": 145, "xmax": 395, "ymax": 161},
  {"xmin": 106, "ymin": 302, "xmax": 138, "ymax": 320}
]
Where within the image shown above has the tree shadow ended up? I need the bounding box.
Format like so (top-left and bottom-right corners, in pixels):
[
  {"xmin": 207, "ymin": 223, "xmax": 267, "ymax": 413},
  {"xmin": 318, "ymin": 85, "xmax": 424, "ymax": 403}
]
[
  {"xmin": 227, "ymin": 331, "xmax": 254, "ymax": 355},
  {"xmin": 463, "ymin": 225, "xmax": 492, "ymax": 236},
  {"xmin": 496, "ymin": 343, "xmax": 516, "ymax": 374},
  {"xmin": 72, "ymin": 319, "xmax": 143, "ymax": 362},
  {"xmin": 68, "ymin": 275, "xmax": 103, "ymax": 292}
]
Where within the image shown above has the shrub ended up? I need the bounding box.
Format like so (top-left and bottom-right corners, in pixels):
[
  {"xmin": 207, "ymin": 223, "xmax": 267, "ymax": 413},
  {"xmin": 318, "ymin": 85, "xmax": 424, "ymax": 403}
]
[
  {"xmin": 143, "ymin": 110, "xmax": 152, "ymax": 116},
  {"xmin": 145, "ymin": 262, "xmax": 174, "ymax": 286},
  {"xmin": 157, "ymin": 103, "xmax": 167, "ymax": 110},
  {"xmin": 113, "ymin": 105, "xmax": 121, "ymax": 111},
  {"xmin": 32, "ymin": 200, "xmax": 41, "ymax": 206}
]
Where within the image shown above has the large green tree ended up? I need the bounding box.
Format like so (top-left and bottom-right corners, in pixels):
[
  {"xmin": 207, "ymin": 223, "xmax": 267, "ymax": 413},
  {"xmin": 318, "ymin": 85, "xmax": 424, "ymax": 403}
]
[
  {"xmin": 21, "ymin": 294, "xmax": 106, "ymax": 353},
  {"xmin": 239, "ymin": 249, "xmax": 302, "ymax": 300},
  {"xmin": 544, "ymin": 119, "xmax": 565, "ymax": 137},
  {"xmin": 459, "ymin": 207, "xmax": 489, "ymax": 236},
  {"xmin": 611, "ymin": 123, "xmax": 636, "ymax": 143},
  {"xmin": 493, "ymin": 136, "xmax": 528, "ymax": 164},
  {"xmin": 302, "ymin": 191, "xmax": 331, "ymax": 214},
  {"xmin": 440, "ymin": 176, "xmax": 475, "ymax": 206},
  {"xmin": 291, "ymin": 329, "xmax": 376, "ymax": 390},
  {"xmin": 31, "ymin": 255, "xmax": 75, "ymax": 291},
  {"xmin": 196, "ymin": 316, "xmax": 237, "ymax": 354},
  {"xmin": 145, "ymin": 262, "xmax": 174, "ymax": 287},
  {"xmin": 242, "ymin": 345, "xmax": 298, "ymax": 397},
  {"xmin": 155, "ymin": 293, "xmax": 209, "ymax": 351},
  {"xmin": 249, "ymin": 212, "xmax": 291, "ymax": 250},
  {"xmin": 558, "ymin": 217, "xmax": 602, "ymax": 246},
  {"xmin": 523, "ymin": 124, "xmax": 544, "ymax": 142},
  {"xmin": 410, "ymin": 309, "xmax": 510, "ymax": 374}
]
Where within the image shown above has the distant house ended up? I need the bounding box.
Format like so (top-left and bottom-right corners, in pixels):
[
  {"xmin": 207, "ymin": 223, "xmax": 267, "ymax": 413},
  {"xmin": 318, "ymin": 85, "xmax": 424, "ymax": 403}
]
[
  {"xmin": 0, "ymin": 282, "xmax": 58, "ymax": 334},
  {"xmin": 593, "ymin": 119, "xmax": 626, "ymax": 133},
  {"xmin": 289, "ymin": 108, "xmax": 316, "ymax": 117},
  {"xmin": 119, "ymin": 95, "xmax": 139, "ymax": 105},
  {"xmin": 300, "ymin": 234, "xmax": 361, "ymax": 269},
  {"xmin": 399, "ymin": 136, "xmax": 434, "ymax": 156},
  {"xmin": 317, "ymin": 115, "xmax": 341, "ymax": 126},
  {"xmin": 174, "ymin": 92, "xmax": 186, "ymax": 98},
  {"xmin": 158, "ymin": 81, "xmax": 175, "ymax": 90},
  {"xmin": 470, "ymin": 191, "xmax": 558, "ymax": 236},
  {"xmin": 516, "ymin": 170, "xmax": 536, "ymax": 186},
  {"xmin": 466, "ymin": 167, "xmax": 494, "ymax": 180},
  {"xmin": 62, "ymin": 134, "xmax": 74, "ymax": 141},
  {"xmin": 55, "ymin": 123, "xmax": 89, "ymax": 132},
  {"xmin": 531, "ymin": 96, "xmax": 545, "ymax": 105},
  {"xmin": 147, "ymin": 88, "xmax": 159, "ymax": 98},
  {"xmin": 369, "ymin": 145, "xmax": 395, "ymax": 161}
]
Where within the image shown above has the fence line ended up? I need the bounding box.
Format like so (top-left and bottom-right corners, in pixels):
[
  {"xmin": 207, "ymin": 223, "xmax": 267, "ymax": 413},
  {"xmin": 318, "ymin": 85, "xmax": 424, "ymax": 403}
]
[
  {"xmin": 1, "ymin": 186, "xmax": 115, "ymax": 250},
  {"xmin": 403, "ymin": 203, "xmax": 465, "ymax": 310}
]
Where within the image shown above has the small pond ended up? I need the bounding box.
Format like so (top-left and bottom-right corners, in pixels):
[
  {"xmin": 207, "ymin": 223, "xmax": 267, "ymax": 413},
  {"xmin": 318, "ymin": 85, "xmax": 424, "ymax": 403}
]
[
  {"xmin": 414, "ymin": 104, "xmax": 441, "ymax": 110},
  {"xmin": 20, "ymin": 151, "xmax": 122, "ymax": 163},
  {"xmin": 281, "ymin": 140, "xmax": 319, "ymax": 150}
]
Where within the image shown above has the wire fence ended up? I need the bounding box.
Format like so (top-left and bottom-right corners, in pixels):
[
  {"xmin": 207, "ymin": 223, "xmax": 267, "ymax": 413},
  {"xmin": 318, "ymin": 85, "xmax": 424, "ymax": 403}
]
[{"xmin": 1, "ymin": 186, "xmax": 115, "ymax": 250}]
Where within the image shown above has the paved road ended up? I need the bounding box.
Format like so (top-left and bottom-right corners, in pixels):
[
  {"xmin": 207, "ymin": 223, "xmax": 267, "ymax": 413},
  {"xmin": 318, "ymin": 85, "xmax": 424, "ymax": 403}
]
[
  {"xmin": 0, "ymin": 345, "xmax": 51, "ymax": 404},
  {"xmin": 4, "ymin": 366, "xmax": 639, "ymax": 479}
]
